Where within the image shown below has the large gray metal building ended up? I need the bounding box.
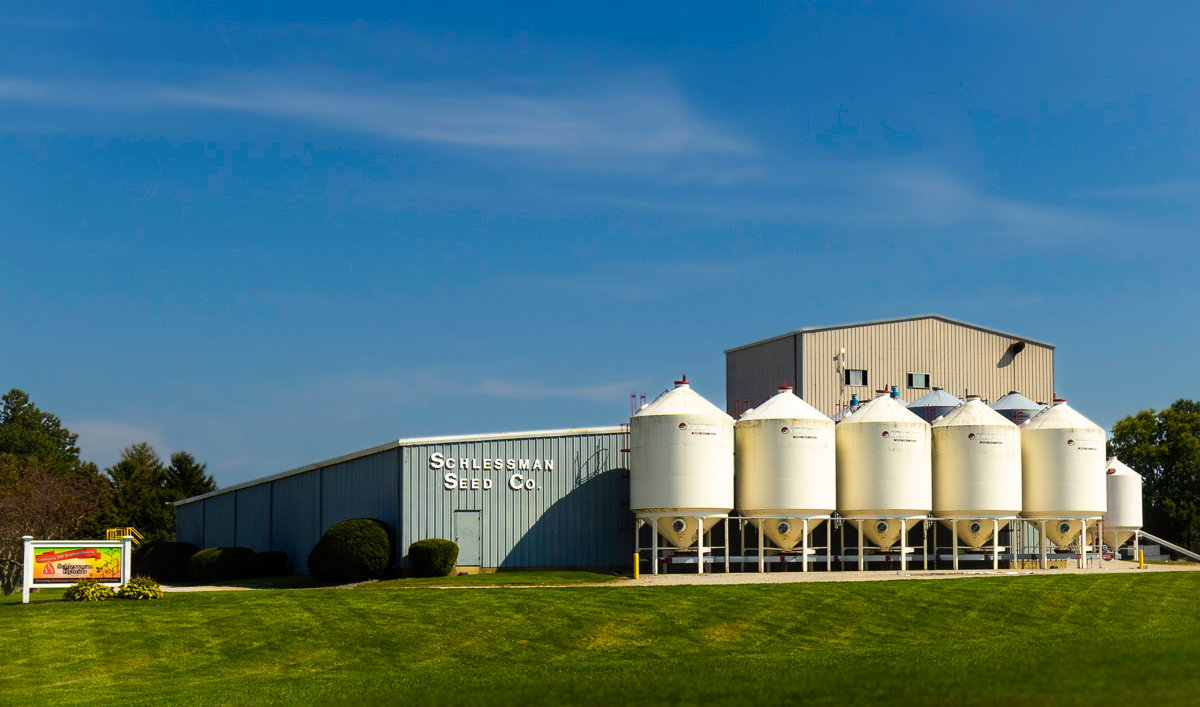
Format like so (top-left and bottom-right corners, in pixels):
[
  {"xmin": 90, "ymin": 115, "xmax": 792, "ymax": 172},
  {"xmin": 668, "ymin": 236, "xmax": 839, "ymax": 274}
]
[
  {"xmin": 175, "ymin": 427, "xmax": 633, "ymax": 573},
  {"xmin": 726, "ymin": 315, "xmax": 1055, "ymax": 418}
]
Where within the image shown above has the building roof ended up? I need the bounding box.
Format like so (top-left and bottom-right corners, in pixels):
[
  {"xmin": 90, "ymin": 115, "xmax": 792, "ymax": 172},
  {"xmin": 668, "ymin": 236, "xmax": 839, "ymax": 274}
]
[
  {"xmin": 175, "ymin": 425, "xmax": 627, "ymax": 507},
  {"xmin": 725, "ymin": 314, "xmax": 1055, "ymax": 354}
]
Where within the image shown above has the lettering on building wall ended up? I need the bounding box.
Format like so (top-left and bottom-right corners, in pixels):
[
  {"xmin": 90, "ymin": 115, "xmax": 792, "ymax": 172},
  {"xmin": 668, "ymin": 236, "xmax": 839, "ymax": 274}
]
[{"xmin": 430, "ymin": 452, "xmax": 554, "ymax": 492}]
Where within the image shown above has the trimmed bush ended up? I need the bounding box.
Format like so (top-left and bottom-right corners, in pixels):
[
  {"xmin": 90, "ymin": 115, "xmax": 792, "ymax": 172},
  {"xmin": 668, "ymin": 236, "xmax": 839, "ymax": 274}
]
[
  {"xmin": 63, "ymin": 580, "xmax": 115, "ymax": 602},
  {"xmin": 134, "ymin": 541, "xmax": 199, "ymax": 583},
  {"xmin": 117, "ymin": 576, "xmax": 164, "ymax": 600},
  {"xmin": 240, "ymin": 551, "xmax": 288, "ymax": 578},
  {"xmin": 307, "ymin": 518, "xmax": 392, "ymax": 584},
  {"xmin": 408, "ymin": 538, "xmax": 460, "ymax": 577},
  {"xmin": 187, "ymin": 546, "xmax": 254, "ymax": 583}
]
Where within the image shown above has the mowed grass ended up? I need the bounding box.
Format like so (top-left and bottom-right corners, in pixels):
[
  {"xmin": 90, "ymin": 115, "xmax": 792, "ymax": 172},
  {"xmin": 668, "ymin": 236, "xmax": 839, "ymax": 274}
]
[{"xmin": 2, "ymin": 573, "xmax": 1198, "ymax": 705}]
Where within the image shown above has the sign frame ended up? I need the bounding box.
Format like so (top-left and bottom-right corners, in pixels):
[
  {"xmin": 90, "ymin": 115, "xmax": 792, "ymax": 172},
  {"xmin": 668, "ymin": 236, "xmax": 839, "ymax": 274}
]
[{"xmin": 21, "ymin": 535, "xmax": 132, "ymax": 604}]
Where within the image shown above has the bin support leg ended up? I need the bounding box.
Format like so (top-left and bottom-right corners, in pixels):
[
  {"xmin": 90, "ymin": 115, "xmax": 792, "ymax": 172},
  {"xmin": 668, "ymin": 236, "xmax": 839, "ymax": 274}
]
[
  {"xmin": 857, "ymin": 520, "xmax": 865, "ymax": 571},
  {"xmin": 993, "ymin": 519, "xmax": 1000, "ymax": 570},
  {"xmin": 802, "ymin": 518, "xmax": 810, "ymax": 573}
]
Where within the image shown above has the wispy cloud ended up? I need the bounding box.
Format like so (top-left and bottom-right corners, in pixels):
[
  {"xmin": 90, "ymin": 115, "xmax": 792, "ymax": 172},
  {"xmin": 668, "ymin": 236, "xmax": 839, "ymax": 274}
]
[
  {"xmin": 475, "ymin": 378, "xmax": 644, "ymax": 403},
  {"xmin": 0, "ymin": 72, "xmax": 751, "ymax": 164},
  {"xmin": 496, "ymin": 261, "xmax": 741, "ymax": 302},
  {"xmin": 1074, "ymin": 180, "xmax": 1200, "ymax": 202},
  {"xmin": 68, "ymin": 420, "xmax": 168, "ymax": 470},
  {"xmin": 305, "ymin": 365, "xmax": 645, "ymax": 407},
  {"xmin": 579, "ymin": 167, "xmax": 1154, "ymax": 246}
]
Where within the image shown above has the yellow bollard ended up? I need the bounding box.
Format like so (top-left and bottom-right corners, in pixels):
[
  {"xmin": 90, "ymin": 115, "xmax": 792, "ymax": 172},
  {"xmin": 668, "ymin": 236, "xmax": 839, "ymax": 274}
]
[
  {"xmin": 633, "ymin": 553, "xmax": 640, "ymax": 579},
  {"xmin": 1138, "ymin": 549, "xmax": 1145, "ymax": 570}
]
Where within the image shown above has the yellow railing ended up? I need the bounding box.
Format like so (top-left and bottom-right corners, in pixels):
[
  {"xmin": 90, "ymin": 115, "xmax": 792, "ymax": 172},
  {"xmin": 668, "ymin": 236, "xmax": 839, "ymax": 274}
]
[{"xmin": 106, "ymin": 527, "xmax": 145, "ymax": 544}]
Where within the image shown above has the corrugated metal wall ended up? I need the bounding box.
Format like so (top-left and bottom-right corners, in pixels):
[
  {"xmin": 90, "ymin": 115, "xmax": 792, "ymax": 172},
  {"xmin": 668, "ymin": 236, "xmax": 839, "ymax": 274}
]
[
  {"xmin": 320, "ymin": 449, "xmax": 399, "ymax": 530},
  {"xmin": 176, "ymin": 502, "xmax": 204, "ymax": 546},
  {"xmin": 400, "ymin": 432, "xmax": 631, "ymax": 569},
  {"xmin": 727, "ymin": 318, "xmax": 1054, "ymax": 418},
  {"xmin": 174, "ymin": 430, "xmax": 631, "ymax": 574},
  {"xmin": 203, "ymin": 493, "xmax": 237, "ymax": 548},
  {"xmin": 725, "ymin": 335, "xmax": 797, "ymax": 414},
  {"xmin": 268, "ymin": 471, "xmax": 323, "ymax": 573},
  {"xmin": 234, "ymin": 484, "xmax": 271, "ymax": 550},
  {"xmin": 799, "ymin": 319, "xmax": 1054, "ymax": 416}
]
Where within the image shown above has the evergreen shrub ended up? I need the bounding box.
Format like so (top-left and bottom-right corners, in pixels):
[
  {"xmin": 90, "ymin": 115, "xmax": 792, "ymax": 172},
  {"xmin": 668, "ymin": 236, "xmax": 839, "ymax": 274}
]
[
  {"xmin": 134, "ymin": 541, "xmax": 199, "ymax": 583},
  {"xmin": 63, "ymin": 580, "xmax": 115, "ymax": 602},
  {"xmin": 307, "ymin": 518, "xmax": 392, "ymax": 584},
  {"xmin": 408, "ymin": 538, "xmax": 459, "ymax": 577},
  {"xmin": 240, "ymin": 550, "xmax": 288, "ymax": 578},
  {"xmin": 117, "ymin": 576, "xmax": 164, "ymax": 600},
  {"xmin": 187, "ymin": 546, "xmax": 254, "ymax": 582}
]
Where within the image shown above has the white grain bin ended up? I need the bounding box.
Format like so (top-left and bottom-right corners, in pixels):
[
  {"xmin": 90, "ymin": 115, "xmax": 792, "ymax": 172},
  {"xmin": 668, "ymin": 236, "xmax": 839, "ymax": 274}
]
[
  {"xmin": 735, "ymin": 383, "xmax": 835, "ymax": 550},
  {"xmin": 931, "ymin": 395, "xmax": 1022, "ymax": 549},
  {"xmin": 908, "ymin": 388, "xmax": 963, "ymax": 424},
  {"xmin": 836, "ymin": 395, "xmax": 932, "ymax": 549},
  {"xmin": 1020, "ymin": 398, "xmax": 1107, "ymax": 549},
  {"xmin": 991, "ymin": 391, "xmax": 1046, "ymax": 425},
  {"xmin": 1100, "ymin": 457, "xmax": 1143, "ymax": 548},
  {"xmin": 630, "ymin": 376, "xmax": 734, "ymax": 549}
]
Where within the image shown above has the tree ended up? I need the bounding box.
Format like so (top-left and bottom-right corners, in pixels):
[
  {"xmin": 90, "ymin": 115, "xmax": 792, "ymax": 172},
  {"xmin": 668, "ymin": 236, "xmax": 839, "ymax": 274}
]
[
  {"xmin": 0, "ymin": 389, "xmax": 85, "ymax": 477},
  {"xmin": 99, "ymin": 443, "xmax": 176, "ymax": 543},
  {"xmin": 165, "ymin": 451, "xmax": 217, "ymax": 500},
  {"xmin": 0, "ymin": 455, "xmax": 105, "ymax": 594},
  {"xmin": 1109, "ymin": 399, "xmax": 1200, "ymax": 550}
]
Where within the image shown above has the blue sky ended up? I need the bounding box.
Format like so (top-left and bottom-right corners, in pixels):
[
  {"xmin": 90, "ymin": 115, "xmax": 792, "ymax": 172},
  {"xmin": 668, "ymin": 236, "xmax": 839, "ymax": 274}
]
[{"xmin": 2, "ymin": 3, "xmax": 1197, "ymax": 486}]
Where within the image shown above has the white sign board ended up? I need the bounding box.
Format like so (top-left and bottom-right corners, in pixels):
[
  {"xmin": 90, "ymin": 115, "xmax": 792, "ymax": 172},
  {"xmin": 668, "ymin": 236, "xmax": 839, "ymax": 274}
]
[{"xmin": 21, "ymin": 535, "xmax": 133, "ymax": 604}]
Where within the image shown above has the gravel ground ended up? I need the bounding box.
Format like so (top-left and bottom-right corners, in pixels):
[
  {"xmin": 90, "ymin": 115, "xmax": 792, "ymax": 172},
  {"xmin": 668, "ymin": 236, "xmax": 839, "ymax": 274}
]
[{"xmin": 158, "ymin": 560, "xmax": 1200, "ymax": 591}]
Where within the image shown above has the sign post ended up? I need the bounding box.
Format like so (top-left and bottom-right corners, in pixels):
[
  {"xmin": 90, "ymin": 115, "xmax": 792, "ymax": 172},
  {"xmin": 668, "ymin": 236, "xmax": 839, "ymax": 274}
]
[{"xmin": 21, "ymin": 535, "xmax": 132, "ymax": 604}]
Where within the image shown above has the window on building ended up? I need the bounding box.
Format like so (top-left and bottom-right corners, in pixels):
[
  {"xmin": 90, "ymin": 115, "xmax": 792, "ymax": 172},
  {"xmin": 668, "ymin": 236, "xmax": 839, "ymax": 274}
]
[
  {"xmin": 907, "ymin": 373, "xmax": 930, "ymax": 389},
  {"xmin": 845, "ymin": 369, "xmax": 867, "ymax": 387}
]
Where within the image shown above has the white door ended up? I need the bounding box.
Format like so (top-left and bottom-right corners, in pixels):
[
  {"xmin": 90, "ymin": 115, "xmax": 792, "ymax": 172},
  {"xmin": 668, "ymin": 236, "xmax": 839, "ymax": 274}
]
[{"xmin": 454, "ymin": 510, "xmax": 482, "ymax": 566}]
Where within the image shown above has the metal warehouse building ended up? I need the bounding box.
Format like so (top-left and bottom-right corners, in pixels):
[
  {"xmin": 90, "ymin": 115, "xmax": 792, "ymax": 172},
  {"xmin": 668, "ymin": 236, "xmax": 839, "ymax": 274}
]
[
  {"xmin": 726, "ymin": 315, "xmax": 1055, "ymax": 418},
  {"xmin": 175, "ymin": 427, "xmax": 633, "ymax": 573}
]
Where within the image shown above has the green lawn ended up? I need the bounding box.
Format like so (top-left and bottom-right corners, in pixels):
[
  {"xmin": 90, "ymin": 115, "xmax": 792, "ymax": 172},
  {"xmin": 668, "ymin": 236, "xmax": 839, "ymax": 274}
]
[
  {"xmin": 365, "ymin": 570, "xmax": 621, "ymax": 588},
  {"xmin": 3, "ymin": 573, "xmax": 1197, "ymax": 705}
]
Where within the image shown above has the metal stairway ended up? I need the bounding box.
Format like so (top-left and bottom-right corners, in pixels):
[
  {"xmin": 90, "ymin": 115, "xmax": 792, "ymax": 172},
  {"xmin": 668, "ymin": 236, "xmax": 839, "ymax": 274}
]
[{"xmin": 1138, "ymin": 530, "xmax": 1200, "ymax": 562}]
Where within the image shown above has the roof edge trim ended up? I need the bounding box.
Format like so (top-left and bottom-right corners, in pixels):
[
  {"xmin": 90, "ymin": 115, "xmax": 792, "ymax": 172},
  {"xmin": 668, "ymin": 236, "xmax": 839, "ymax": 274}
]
[
  {"xmin": 725, "ymin": 314, "xmax": 1055, "ymax": 353},
  {"xmin": 175, "ymin": 425, "xmax": 628, "ymax": 506}
]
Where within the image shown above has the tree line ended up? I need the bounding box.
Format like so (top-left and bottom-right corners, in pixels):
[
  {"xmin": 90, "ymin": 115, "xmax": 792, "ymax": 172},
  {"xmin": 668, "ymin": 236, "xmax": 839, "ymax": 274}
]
[
  {"xmin": 0, "ymin": 389, "xmax": 215, "ymax": 594},
  {"xmin": 2, "ymin": 387, "xmax": 1198, "ymax": 593},
  {"xmin": 1108, "ymin": 399, "xmax": 1200, "ymax": 551}
]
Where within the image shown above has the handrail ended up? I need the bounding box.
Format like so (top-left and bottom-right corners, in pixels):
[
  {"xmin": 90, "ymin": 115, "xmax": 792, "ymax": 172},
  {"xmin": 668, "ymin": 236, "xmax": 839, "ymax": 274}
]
[
  {"xmin": 1138, "ymin": 530, "xmax": 1200, "ymax": 562},
  {"xmin": 105, "ymin": 527, "xmax": 145, "ymax": 544}
]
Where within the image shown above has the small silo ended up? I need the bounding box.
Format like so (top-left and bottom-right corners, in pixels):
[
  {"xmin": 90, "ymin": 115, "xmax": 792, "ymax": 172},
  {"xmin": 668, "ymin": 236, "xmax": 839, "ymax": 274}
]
[
  {"xmin": 630, "ymin": 376, "xmax": 734, "ymax": 549},
  {"xmin": 908, "ymin": 387, "xmax": 963, "ymax": 423},
  {"xmin": 1101, "ymin": 457, "xmax": 1143, "ymax": 549},
  {"xmin": 735, "ymin": 383, "xmax": 835, "ymax": 550},
  {"xmin": 836, "ymin": 395, "xmax": 932, "ymax": 549},
  {"xmin": 931, "ymin": 395, "xmax": 1022, "ymax": 549},
  {"xmin": 991, "ymin": 391, "xmax": 1046, "ymax": 425},
  {"xmin": 1020, "ymin": 398, "xmax": 1107, "ymax": 549}
]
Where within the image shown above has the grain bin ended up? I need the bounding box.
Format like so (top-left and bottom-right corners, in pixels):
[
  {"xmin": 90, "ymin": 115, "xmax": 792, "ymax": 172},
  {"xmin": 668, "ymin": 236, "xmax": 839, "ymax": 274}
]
[
  {"xmin": 931, "ymin": 395, "xmax": 1021, "ymax": 549},
  {"xmin": 991, "ymin": 391, "xmax": 1046, "ymax": 425},
  {"xmin": 1020, "ymin": 399, "xmax": 1107, "ymax": 549},
  {"xmin": 836, "ymin": 395, "xmax": 932, "ymax": 549},
  {"xmin": 630, "ymin": 376, "xmax": 734, "ymax": 549},
  {"xmin": 1100, "ymin": 457, "xmax": 1143, "ymax": 548},
  {"xmin": 735, "ymin": 383, "xmax": 835, "ymax": 550},
  {"xmin": 908, "ymin": 388, "xmax": 963, "ymax": 424}
]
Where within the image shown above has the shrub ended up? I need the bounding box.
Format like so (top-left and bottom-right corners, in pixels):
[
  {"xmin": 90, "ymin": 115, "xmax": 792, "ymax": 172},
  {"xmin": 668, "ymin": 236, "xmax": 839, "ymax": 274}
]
[
  {"xmin": 117, "ymin": 576, "xmax": 164, "ymax": 600},
  {"xmin": 408, "ymin": 538, "xmax": 460, "ymax": 577},
  {"xmin": 134, "ymin": 541, "xmax": 199, "ymax": 583},
  {"xmin": 63, "ymin": 580, "xmax": 115, "ymax": 602},
  {"xmin": 307, "ymin": 518, "xmax": 392, "ymax": 584},
  {"xmin": 240, "ymin": 550, "xmax": 288, "ymax": 578},
  {"xmin": 187, "ymin": 546, "xmax": 254, "ymax": 582}
]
